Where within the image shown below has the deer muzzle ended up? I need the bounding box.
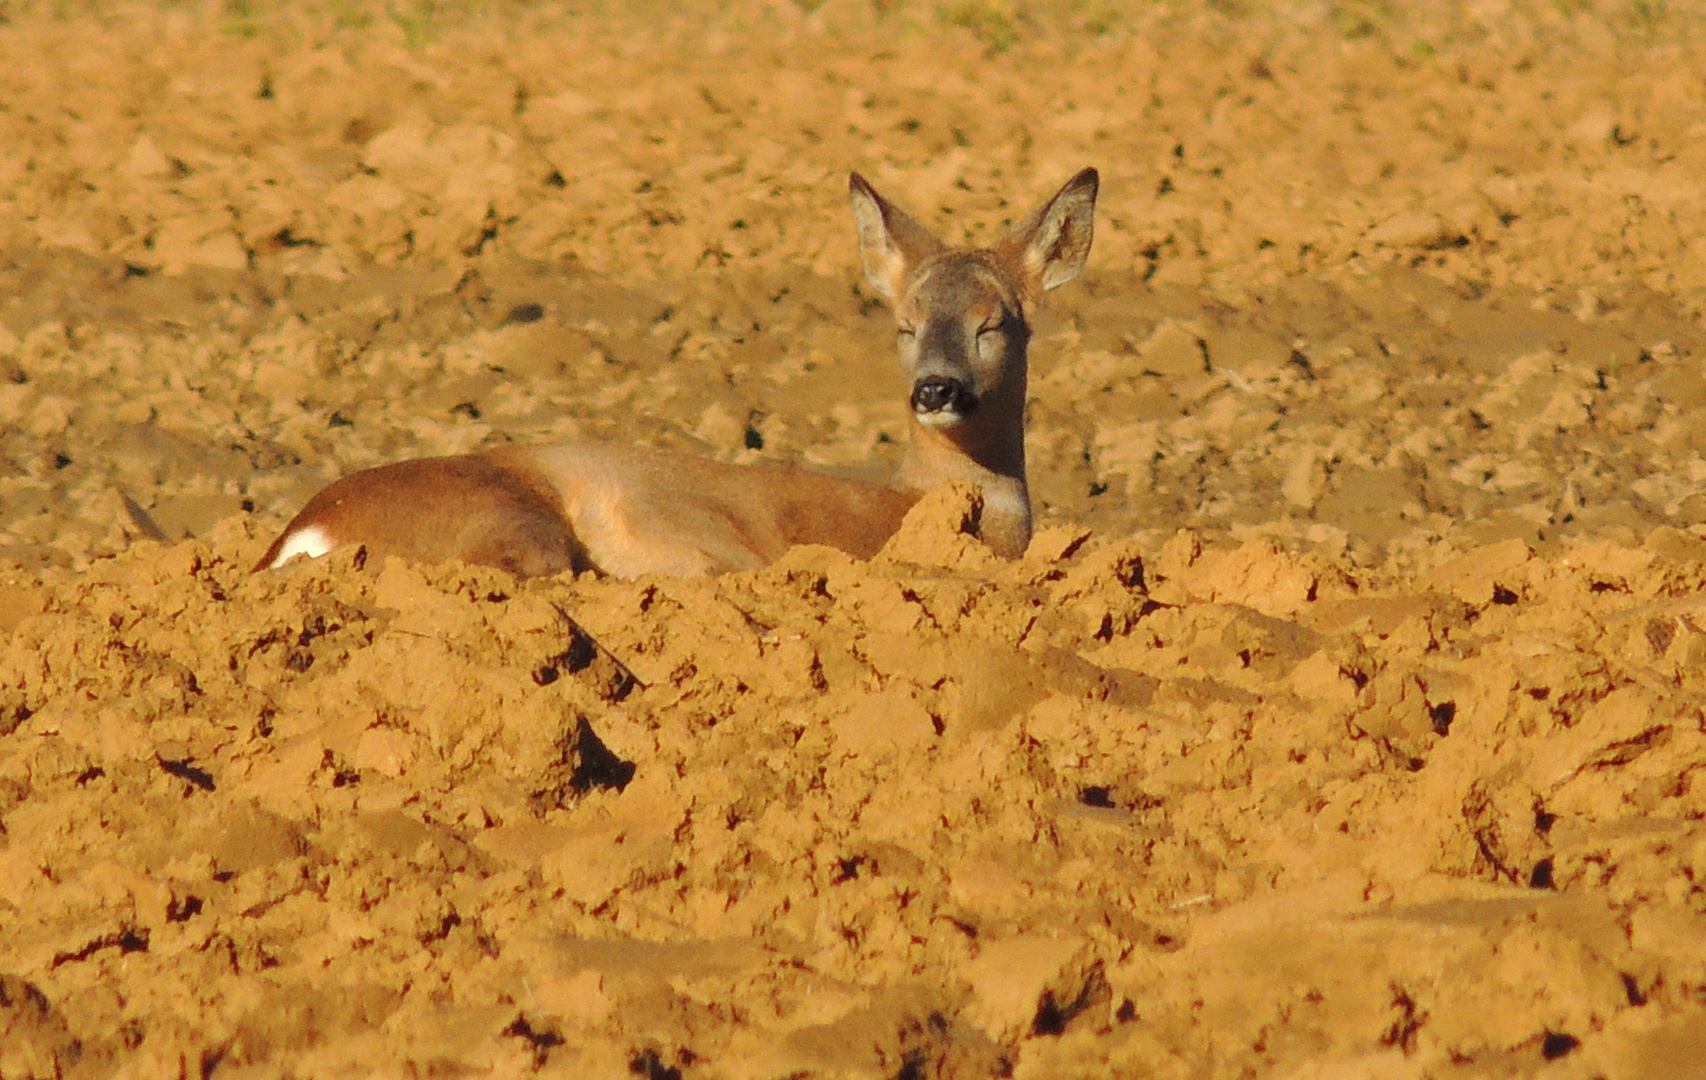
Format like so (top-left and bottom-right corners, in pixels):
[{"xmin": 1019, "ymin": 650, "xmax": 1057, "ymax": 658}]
[{"xmin": 910, "ymin": 376, "xmax": 978, "ymax": 420}]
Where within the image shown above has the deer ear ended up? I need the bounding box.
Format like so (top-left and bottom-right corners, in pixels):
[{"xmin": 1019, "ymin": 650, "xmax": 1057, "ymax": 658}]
[
  {"xmin": 849, "ymin": 173, "xmax": 944, "ymax": 302},
  {"xmin": 1011, "ymin": 167, "xmax": 1098, "ymax": 293}
]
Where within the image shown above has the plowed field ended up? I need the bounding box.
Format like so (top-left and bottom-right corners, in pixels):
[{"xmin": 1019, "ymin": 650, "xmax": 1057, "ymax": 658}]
[{"xmin": 4, "ymin": 3, "xmax": 1706, "ymax": 1076}]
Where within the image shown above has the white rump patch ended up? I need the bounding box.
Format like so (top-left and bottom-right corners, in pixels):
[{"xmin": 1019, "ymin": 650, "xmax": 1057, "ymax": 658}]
[{"xmin": 268, "ymin": 524, "xmax": 336, "ymax": 568}]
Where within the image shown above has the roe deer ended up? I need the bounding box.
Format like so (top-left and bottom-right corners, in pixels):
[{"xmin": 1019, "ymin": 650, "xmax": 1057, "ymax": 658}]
[{"xmin": 256, "ymin": 168, "xmax": 1098, "ymax": 579}]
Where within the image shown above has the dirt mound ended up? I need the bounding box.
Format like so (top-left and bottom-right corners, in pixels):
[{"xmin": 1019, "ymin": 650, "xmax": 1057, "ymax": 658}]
[{"xmin": 4, "ymin": 2, "xmax": 1706, "ymax": 1076}]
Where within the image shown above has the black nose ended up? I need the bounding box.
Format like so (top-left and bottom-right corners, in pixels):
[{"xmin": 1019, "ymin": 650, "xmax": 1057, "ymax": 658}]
[{"xmin": 911, "ymin": 377, "xmax": 976, "ymax": 415}]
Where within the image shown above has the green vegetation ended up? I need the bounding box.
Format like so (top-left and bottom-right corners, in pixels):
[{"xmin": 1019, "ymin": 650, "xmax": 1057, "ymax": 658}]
[{"xmin": 940, "ymin": 0, "xmax": 1022, "ymax": 51}]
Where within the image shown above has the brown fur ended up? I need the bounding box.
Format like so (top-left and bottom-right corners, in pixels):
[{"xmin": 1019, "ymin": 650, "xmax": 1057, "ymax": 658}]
[
  {"xmin": 254, "ymin": 456, "xmax": 589, "ymax": 578},
  {"xmin": 491, "ymin": 443, "xmax": 920, "ymax": 578},
  {"xmin": 257, "ymin": 169, "xmax": 1098, "ymax": 580}
]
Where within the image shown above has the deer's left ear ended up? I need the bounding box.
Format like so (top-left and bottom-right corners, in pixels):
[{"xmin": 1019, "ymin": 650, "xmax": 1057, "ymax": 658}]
[{"xmin": 1011, "ymin": 168, "xmax": 1098, "ymax": 293}]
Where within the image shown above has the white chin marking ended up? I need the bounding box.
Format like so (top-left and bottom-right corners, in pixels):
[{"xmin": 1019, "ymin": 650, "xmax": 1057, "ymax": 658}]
[
  {"xmin": 914, "ymin": 410, "xmax": 965, "ymax": 430},
  {"xmin": 269, "ymin": 524, "xmax": 336, "ymax": 569}
]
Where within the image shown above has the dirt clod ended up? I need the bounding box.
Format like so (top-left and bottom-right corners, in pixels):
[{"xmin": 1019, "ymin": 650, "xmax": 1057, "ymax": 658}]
[{"xmin": 4, "ymin": 2, "xmax": 1706, "ymax": 1077}]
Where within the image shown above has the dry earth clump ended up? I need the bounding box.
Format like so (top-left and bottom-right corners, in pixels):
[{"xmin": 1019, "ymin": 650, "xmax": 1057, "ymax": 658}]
[{"xmin": 3, "ymin": 2, "xmax": 1706, "ymax": 1076}]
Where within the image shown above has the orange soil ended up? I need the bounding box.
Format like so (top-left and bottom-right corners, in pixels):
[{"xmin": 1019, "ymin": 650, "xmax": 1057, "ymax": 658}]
[{"xmin": 3, "ymin": 2, "xmax": 1706, "ymax": 1076}]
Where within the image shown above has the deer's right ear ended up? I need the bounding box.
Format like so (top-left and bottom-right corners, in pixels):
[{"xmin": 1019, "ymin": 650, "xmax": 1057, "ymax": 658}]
[{"xmin": 850, "ymin": 173, "xmax": 943, "ymax": 302}]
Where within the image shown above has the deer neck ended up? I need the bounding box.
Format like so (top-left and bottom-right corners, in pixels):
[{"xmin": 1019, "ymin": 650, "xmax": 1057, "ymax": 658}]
[{"xmin": 894, "ymin": 399, "xmax": 1032, "ymax": 558}]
